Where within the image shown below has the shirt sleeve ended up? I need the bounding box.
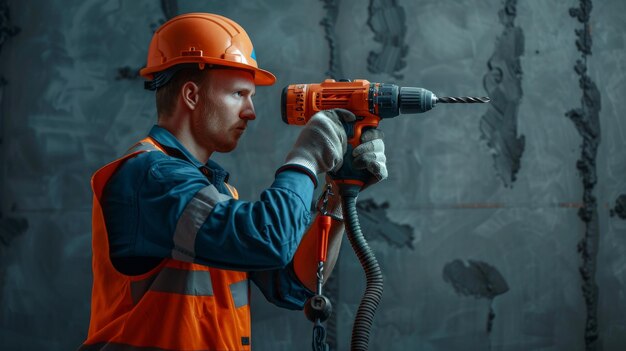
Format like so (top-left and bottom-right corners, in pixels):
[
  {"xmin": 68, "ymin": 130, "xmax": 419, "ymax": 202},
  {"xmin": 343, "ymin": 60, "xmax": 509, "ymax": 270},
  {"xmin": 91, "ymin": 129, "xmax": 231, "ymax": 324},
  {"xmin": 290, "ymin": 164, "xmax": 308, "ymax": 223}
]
[{"xmin": 103, "ymin": 151, "xmax": 315, "ymax": 308}]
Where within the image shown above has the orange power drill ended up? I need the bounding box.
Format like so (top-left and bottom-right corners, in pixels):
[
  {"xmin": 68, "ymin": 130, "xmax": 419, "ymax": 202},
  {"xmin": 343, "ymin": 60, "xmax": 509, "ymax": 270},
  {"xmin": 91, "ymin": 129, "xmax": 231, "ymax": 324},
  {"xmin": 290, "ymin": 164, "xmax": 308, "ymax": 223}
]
[
  {"xmin": 282, "ymin": 78, "xmax": 489, "ymax": 189},
  {"xmin": 282, "ymin": 78, "xmax": 489, "ymax": 351}
]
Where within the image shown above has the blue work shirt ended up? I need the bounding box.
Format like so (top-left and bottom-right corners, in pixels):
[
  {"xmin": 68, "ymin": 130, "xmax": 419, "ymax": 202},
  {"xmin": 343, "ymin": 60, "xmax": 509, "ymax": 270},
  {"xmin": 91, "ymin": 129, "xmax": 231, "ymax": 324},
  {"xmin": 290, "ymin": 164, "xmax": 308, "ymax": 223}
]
[{"xmin": 102, "ymin": 125, "xmax": 315, "ymax": 309}]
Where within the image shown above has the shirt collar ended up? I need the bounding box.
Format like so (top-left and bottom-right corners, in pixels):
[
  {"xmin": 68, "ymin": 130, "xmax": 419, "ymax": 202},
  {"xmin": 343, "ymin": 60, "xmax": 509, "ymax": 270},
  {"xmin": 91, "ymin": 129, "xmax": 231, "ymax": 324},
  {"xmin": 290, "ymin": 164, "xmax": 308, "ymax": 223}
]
[{"xmin": 148, "ymin": 125, "xmax": 230, "ymax": 181}]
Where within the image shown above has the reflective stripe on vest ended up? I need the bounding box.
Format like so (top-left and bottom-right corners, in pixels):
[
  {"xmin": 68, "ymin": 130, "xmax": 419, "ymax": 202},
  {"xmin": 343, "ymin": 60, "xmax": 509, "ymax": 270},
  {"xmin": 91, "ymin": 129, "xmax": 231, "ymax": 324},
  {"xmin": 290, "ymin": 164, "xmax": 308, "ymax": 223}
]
[
  {"xmin": 130, "ymin": 267, "xmax": 214, "ymax": 305},
  {"xmin": 230, "ymin": 279, "xmax": 249, "ymax": 308},
  {"xmin": 82, "ymin": 136, "xmax": 251, "ymax": 351}
]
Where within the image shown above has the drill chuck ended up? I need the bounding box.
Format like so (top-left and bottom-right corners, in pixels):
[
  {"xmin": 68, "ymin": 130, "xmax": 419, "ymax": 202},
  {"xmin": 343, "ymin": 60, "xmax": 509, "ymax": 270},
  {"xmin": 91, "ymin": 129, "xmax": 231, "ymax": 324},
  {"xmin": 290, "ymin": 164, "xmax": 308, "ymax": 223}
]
[
  {"xmin": 399, "ymin": 87, "xmax": 437, "ymax": 114},
  {"xmin": 374, "ymin": 85, "xmax": 437, "ymax": 117}
]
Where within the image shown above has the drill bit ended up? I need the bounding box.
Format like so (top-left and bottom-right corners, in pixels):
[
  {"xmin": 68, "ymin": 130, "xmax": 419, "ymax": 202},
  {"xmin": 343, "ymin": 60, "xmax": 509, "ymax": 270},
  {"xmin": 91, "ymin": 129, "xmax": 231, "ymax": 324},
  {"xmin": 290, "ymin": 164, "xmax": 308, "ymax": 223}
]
[{"xmin": 436, "ymin": 96, "xmax": 490, "ymax": 103}]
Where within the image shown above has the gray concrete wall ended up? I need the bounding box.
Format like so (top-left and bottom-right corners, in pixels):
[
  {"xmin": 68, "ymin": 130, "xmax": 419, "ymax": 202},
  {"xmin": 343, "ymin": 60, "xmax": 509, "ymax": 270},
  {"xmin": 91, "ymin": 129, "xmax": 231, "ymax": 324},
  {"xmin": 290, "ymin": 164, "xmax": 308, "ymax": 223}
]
[{"xmin": 0, "ymin": 0, "xmax": 625, "ymax": 350}]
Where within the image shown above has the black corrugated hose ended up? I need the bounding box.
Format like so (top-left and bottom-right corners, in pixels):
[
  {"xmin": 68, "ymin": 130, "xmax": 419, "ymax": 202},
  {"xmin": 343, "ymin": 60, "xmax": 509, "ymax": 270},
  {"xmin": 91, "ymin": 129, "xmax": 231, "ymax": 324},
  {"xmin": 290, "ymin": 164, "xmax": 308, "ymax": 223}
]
[{"xmin": 342, "ymin": 189, "xmax": 384, "ymax": 351}]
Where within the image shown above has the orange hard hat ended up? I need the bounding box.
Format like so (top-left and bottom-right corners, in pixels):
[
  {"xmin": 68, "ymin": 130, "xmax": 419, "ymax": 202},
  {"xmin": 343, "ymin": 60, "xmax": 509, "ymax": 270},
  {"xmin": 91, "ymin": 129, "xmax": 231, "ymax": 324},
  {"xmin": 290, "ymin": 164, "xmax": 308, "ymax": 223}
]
[{"xmin": 140, "ymin": 13, "xmax": 276, "ymax": 86}]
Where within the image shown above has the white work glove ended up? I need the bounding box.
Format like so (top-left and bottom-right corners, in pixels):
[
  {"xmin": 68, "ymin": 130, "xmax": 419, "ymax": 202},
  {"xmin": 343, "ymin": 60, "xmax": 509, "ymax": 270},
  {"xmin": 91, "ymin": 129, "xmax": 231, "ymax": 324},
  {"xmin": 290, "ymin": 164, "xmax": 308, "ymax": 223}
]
[
  {"xmin": 280, "ymin": 109, "xmax": 354, "ymax": 186},
  {"xmin": 317, "ymin": 128, "xmax": 387, "ymax": 221},
  {"xmin": 353, "ymin": 128, "xmax": 388, "ymax": 183}
]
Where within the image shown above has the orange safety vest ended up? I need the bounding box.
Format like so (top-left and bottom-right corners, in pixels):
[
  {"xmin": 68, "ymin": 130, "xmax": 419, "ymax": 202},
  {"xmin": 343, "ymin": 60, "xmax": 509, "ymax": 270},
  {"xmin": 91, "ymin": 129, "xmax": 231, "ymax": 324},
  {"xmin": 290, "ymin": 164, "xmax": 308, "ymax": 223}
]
[{"xmin": 81, "ymin": 137, "xmax": 251, "ymax": 351}]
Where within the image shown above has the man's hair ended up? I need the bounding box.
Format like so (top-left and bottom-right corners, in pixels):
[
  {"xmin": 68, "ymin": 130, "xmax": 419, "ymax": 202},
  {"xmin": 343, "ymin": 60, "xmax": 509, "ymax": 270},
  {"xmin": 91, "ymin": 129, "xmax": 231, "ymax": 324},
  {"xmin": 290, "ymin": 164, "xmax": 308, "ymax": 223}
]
[{"xmin": 156, "ymin": 66, "xmax": 209, "ymax": 119}]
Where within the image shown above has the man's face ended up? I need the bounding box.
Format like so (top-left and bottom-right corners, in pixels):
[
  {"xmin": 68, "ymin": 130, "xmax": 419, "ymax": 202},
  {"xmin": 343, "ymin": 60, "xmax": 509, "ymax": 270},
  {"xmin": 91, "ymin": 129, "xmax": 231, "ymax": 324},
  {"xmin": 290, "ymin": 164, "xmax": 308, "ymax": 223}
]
[{"xmin": 191, "ymin": 69, "xmax": 256, "ymax": 154}]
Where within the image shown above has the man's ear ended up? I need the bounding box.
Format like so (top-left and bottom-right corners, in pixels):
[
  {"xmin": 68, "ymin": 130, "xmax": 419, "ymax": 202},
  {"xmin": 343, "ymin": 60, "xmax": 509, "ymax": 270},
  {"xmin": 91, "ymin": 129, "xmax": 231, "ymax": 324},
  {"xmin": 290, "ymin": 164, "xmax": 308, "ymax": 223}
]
[{"xmin": 181, "ymin": 81, "xmax": 201, "ymax": 111}]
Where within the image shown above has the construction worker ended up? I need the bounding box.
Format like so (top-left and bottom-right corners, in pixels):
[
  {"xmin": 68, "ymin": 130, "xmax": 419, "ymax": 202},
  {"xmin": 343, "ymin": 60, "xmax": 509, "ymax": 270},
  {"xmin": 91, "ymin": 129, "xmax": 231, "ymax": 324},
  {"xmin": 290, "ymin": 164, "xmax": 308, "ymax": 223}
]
[{"xmin": 80, "ymin": 13, "xmax": 387, "ymax": 351}]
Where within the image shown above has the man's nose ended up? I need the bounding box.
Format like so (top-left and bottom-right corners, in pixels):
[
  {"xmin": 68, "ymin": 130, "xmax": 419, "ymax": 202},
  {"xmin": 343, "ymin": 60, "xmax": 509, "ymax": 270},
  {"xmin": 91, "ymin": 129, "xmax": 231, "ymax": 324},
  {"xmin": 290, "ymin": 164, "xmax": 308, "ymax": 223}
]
[{"xmin": 241, "ymin": 98, "xmax": 256, "ymax": 120}]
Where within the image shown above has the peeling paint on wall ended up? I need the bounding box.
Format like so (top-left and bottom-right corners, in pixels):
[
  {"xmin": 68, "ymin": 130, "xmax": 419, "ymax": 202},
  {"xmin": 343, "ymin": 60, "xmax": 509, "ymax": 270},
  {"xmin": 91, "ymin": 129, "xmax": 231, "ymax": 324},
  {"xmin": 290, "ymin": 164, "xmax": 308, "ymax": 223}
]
[
  {"xmin": 357, "ymin": 199, "xmax": 414, "ymax": 249},
  {"xmin": 609, "ymin": 194, "xmax": 626, "ymax": 219},
  {"xmin": 366, "ymin": 0, "xmax": 408, "ymax": 79},
  {"xmin": 443, "ymin": 259, "xmax": 508, "ymax": 340},
  {"xmin": 479, "ymin": 0, "xmax": 525, "ymax": 188},
  {"xmin": 319, "ymin": 0, "xmax": 343, "ymax": 79},
  {"xmin": 566, "ymin": 1, "xmax": 602, "ymax": 349}
]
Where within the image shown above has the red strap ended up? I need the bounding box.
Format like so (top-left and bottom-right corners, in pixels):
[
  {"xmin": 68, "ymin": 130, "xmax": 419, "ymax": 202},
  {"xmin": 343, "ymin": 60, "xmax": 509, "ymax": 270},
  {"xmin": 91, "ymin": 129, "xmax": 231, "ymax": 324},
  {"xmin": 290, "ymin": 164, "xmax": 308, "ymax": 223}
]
[{"xmin": 317, "ymin": 215, "xmax": 332, "ymax": 262}]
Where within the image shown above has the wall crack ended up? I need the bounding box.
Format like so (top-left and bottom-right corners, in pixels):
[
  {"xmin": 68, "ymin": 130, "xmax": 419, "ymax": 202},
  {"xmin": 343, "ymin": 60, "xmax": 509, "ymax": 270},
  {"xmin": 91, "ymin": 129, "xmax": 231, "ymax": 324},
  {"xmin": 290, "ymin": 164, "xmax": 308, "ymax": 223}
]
[
  {"xmin": 480, "ymin": 0, "xmax": 525, "ymax": 188},
  {"xmin": 566, "ymin": 0, "xmax": 602, "ymax": 349}
]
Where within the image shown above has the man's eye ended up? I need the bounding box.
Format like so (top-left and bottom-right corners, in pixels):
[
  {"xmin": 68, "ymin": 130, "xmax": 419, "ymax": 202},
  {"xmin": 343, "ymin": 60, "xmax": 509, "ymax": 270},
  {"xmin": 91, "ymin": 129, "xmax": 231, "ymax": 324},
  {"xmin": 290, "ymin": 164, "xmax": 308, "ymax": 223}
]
[{"xmin": 234, "ymin": 91, "xmax": 244, "ymax": 97}]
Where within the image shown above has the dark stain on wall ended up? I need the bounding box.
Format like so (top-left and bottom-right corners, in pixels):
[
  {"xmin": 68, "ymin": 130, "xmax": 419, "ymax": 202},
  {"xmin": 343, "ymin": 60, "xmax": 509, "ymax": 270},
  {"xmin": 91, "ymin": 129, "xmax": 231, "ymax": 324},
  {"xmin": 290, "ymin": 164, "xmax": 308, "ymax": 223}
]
[
  {"xmin": 366, "ymin": 0, "xmax": 408, "ymax": 79},
  {"xmin": 0, "ymin": 215, "xmax": 28, "ymax": 248},
  {"xmin": 319, "ymin": 0, "xmax": 344, "ymax": 79},
  {"xmin": 479, "ymin": 0, "xmax": 525, "ymax": 188},
  {"xmin": 0, "ymin": 0, "xmax": 19, "ymax": 55},
  {"xmin": 357, "ymin": 199, "xmax": 414, "ymax": 249},
  {"xmin": 566, "ymin": 1, "xmax": 602, "ymax": 349},
  {"xmin": 443, "ymin": 259, "xmax": 509, "ymax": 335},
  {"xmin": 116, "ymin": 66, "xmax": 141, "ymax": 80},
  {"xmin": 609, "ymin": 194, "xmax": 626, "ymax": 219}
]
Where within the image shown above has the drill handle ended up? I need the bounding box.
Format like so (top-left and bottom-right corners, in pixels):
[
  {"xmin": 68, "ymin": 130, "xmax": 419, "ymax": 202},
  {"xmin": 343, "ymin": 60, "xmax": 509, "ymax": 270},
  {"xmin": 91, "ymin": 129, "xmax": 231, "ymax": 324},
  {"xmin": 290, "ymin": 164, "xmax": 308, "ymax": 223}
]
[
  {"xmin": 329, "ymin": 120, "xmax": 379, "ymax": 190},
  {"xmin": 346, "ymin": 118, "xmax": 379, "ymax": 149},
  {"xmin": 329, "ymin": 143, "xmax": 369, "ymax": 189}
]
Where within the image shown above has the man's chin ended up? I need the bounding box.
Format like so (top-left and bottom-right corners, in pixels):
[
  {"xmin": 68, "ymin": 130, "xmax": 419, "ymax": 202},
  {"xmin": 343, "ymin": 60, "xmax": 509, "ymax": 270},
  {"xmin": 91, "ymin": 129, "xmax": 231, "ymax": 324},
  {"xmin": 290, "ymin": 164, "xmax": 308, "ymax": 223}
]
[{"xmin": 216, "ymin": 142, "xmax": 238, "ymax": 153}]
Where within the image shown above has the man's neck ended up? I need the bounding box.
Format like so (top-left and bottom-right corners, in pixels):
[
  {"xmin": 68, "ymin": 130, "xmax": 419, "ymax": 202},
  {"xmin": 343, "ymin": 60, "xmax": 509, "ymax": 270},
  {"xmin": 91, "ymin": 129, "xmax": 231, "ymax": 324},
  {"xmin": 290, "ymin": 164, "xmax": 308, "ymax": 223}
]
[{"xmin": 157, "ymin": 118, "xmax": 212, "ymax": 164}]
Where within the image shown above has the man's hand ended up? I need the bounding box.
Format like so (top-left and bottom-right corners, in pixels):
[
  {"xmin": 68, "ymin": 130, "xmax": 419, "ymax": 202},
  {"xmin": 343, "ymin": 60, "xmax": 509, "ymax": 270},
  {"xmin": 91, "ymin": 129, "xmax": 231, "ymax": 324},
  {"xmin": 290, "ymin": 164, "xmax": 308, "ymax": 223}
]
[
  {"xmin": 353, "ymin": 128, "xmax": 387, "ymax": 187},
  {"xmin": 280, "ymin": 109, "xmax": 355, "ymax": 185},
  {"xmin": 318, "ymin": 127, "xmax": 387, "ymax": 220}
]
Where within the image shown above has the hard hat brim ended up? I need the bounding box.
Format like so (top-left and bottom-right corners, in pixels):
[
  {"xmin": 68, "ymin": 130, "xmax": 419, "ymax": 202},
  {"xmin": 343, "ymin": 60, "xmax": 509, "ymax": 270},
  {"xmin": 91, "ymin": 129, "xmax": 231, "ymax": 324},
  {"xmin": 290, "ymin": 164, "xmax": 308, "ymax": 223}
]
[{"xmin": 140, "ymin": 57, "xmax": 277, "ymax": 86}]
